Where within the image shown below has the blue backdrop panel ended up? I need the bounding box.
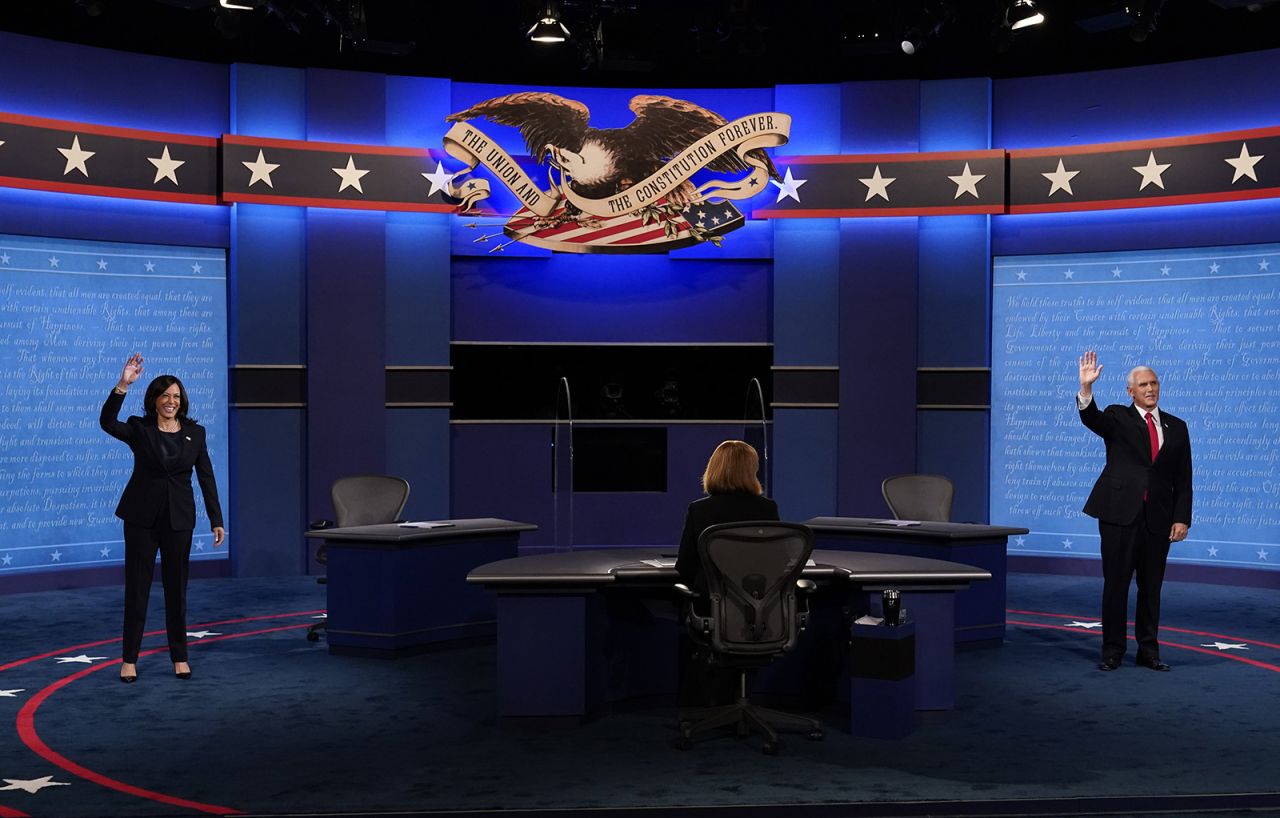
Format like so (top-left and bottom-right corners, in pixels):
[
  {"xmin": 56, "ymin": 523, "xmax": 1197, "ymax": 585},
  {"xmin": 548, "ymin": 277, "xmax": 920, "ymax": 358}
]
[
  {"xmin": 386, "ymin": 407, "xmax": 450, "ymax": 522},
  {"xmin": 918, "ymin": 410, "xmax": 990, "ymax": 524},
  {"xmin": 229, "ymin": 203, "xmax": 306, "ymax": 364},
  {"xmin": 229, "ymin": 408, "xmax": 304, "ymax": 576},
  {"xmin": 991, "ymin": 241, "xmax": 1280, "ymax": 571},
  {"xmin": 0, "ymin": 233, "xmax": 228, "ymax": 575},
  {"xmin": 451, "ymin": 425, "xmax": 555, "ymax": 549},
  {"xmin": 451, "ymin": 255, "xmax": 772, "ymax": 343},
  {"xmin": 838, "ymin": 218, "xmax": 919, "ymax": 515},
  {"xmin": 772, "ymin": 408, "xmax": 838, "ymax": 522}
]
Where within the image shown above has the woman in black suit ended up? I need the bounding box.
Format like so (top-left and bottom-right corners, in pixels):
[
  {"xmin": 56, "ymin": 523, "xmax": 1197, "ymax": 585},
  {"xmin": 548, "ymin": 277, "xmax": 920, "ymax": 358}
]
[
  {"xmin": 100, "ymin": 353, "xmax": 225, "ymax": 683},
  {"xmin": 675, "ymin": 439, "xmax": 779, "ymax": 592}
]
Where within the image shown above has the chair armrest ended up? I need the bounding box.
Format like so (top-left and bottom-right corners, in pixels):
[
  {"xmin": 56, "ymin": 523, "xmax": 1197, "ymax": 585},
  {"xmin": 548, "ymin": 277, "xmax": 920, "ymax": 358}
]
[
  {"xmin": 795, "ymin": 578, "xmax": 816, "ymax": 594},
  {"xmin": 308, "ymin": 519, "xmax": 335, "ymax": 531},
  {"xmin": 673, "ymin": 582, "xmax": 699, "ymax": 600},
  {"xmin": 795, "ymin": 578, "xmax": 816, "ymax": 630}
]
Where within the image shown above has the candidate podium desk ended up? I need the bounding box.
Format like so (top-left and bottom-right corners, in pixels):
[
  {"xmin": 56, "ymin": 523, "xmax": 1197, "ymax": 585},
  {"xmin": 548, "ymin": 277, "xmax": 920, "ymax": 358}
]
[
  {"xmin": 805, "ymin": 518, "xmax": 1029, "ymax": 647},
  {"xmin": 305, "ymin": 518, "xmax": 536, "ymax": 657},
  {"xmin": 467, "ymin": 548, "xmax": 990, "ymax": 719}
]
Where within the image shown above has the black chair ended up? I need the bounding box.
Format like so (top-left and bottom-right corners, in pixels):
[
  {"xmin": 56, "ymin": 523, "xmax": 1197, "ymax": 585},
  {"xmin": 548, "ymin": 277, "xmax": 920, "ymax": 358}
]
[
  {"xmin": 881, "ymin": 473, "xmax": 954, "ymax": 522},
  {"xmin": 673, "ymin": 521, "xmax": 823, "ymax": 754},
  {"xmin": 307, "ymin": 475, "xmax": 411, "ymax": 643}
]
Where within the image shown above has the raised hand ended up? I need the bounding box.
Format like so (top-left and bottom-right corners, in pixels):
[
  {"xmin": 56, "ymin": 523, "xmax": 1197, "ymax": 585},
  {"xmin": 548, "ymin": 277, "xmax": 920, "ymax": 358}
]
[
  {"xmin": 119, "ymin": 353, "xmax": 145, "ymax": 388},
  {"xmin": 1078, "ymin": 350, "xmax": 1102, "ymax": 388}
]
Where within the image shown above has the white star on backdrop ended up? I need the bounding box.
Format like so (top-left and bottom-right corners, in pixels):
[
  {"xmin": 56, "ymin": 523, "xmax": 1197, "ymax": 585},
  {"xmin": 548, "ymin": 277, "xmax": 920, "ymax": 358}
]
[
  {"xmin": 1207, "ymin": 545, "xmax": 1219, "ymax": 557},
  {"xmin": 0, "ymin": 776, "xmax": 70, "ymax": 794},
  {"xmin": 187, "ymin": 630, "xmax": 223, "ymax": 639},
  {"xmin": 1209, "ymin": 262, "xmax": 1220, "ymax": 274},
  {"xmin": 1260, "ymin": 548, "xmax": 1270, "ymax": 560},
  {"xmin": 1062, "ymin": 538, "xmax": 1073, "ymax": 549},
  {"xmin": 1016, "ymin": 271, "xmax": 1027, "ymax": 281},
  {"xmin": 191, "ymin": 262, "xmax": 203, "ymax": 274},
  {"xmin": 0, "ymin": 252, "xmax": 9, "ymax": 264},
  {"xmin": 1112, "ymin": 267, "xmax": 1122, "ymax": 277},
  {"xmin": 48, "ymin": 256, "xmax": 60, "ymax": 268},
  {"xmin": 1160, "ymin": 265, "xmax": 1171, "ymax": 276},
  {"xmin": 0, "ymin": 689, "xmax": 25, "ymax": 697},
  {"xmin": 332, "ymin": 156, "xmax": 370, "ymax": 193},
  {"xmin": 1, "ymin": 554, "xmax": 12, "ymax": 565},
  {"xmin": 1064, "ymin": 269, "xmax": 1075, "ymax": 279},
  {"xmin": 147, "ymin": 145, "xmax": 185, "ymax": 186},
  {"xmin": 771, "ymin": 167, "xmax": 807, "ymax": 203},
  {"xmin": 948, "ymin": 162, "xmax": 986, "ymax": 199},
  {"xmin": 420, "ymin": 161, "xmax": 454, "ymax": 197},
  {"xmin": 242, "ymin": 149, "xmax": 280, "ymax": 188},
  {"xmin": 1132, "ymin": 151, "xmax": 1171, "ymax": 191},
  {"xmin": 1014, "ymin": 536, "xmax": 1026, "ymax": 546},
  {"xmin": 144, "ymin": 261, "xmax": 156, "ymax": 272},
  {"xmin": 1225, "ymin": 142, "xmax": 1263, "ymax": 183},
  {"xmin": 1066, "ymin": 620, "xmax": 1102, "ymax": 629},
  {"xmin": 1201, "ymin": 642, "xmax": 1247, "ymax": 651},
  {"xmin": 859, "ymin": 166, "xmax": 895, "ymax": 201},
  {"xmin": 96, "ymin": 258, "xmax": 108, "ymax": 270},
  {"xmin": 58, "ymin": 135, "xmax": 95, "ymax": 177},
  {"xmin": 1042, "ymin": 159, "xmax": 1079, "ymax": 197},
  {"xmin": 1260, "ymin": 259, "xmax": 1271, "ymax": 271},
  {"xmin": 54, "ymin": 655, "xmax": 107, "ymax": 664},
  {"xmin": 50, "ymin": 550, "xmax": 62, "ymax": 562},
  {"xmin": 99, "ymin": 546, "xmax": 110, "ymax": 557}
]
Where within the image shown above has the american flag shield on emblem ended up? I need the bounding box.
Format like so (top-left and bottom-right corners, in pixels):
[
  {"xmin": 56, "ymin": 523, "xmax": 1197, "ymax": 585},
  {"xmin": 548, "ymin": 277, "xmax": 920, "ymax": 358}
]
[{"xmin": 500, "ymin": 198, "xmax": 745, "ymax": 254}]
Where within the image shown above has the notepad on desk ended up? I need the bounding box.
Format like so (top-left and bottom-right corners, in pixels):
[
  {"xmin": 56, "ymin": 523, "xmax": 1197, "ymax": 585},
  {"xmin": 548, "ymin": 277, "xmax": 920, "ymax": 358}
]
[
  {"xmin": 869, "ymin": 519, "xmax": 921, "ymax": 527},
  {"xmin": 640, "ymin": 558, "xmax": 677, "ymax": 568},
  {"xmin": 397, "ymin": 521, "xmax": 455, "ymax": 529}
]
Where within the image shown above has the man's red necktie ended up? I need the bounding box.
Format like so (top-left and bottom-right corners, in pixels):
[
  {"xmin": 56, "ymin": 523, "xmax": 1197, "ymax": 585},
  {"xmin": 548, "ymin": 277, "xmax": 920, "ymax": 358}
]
[{"xmin": 1145, "ymin": 412, "xmax": 1160, "ymax": 463}]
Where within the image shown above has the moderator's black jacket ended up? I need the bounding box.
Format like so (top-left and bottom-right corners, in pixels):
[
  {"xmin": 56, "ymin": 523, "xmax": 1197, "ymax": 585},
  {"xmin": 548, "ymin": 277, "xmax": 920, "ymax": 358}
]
[
  {"xmin": 99, "ymin": 390, "xmax": 224, "ymax": 531},
  {"xmin": 1079, "ymin": 399, "xmax": 1192, "ymax": 534},
  {"xmin": 675, "ymin": 492, "xmax": 780, "ymax": 589}
]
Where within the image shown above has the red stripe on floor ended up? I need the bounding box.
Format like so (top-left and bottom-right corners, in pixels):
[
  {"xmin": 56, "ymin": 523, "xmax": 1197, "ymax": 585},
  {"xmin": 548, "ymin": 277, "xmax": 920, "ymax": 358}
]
[{"xmin": 1008, "ymin": 620, "xmax": 1280, "ymax": 672}]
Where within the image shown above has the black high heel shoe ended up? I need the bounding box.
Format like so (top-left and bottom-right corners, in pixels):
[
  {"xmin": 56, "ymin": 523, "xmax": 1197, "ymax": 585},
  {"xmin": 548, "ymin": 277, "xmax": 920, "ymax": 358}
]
[
  {"xmin": 174, "ymin": 664, "xmax": 192, "ymax": 680},
  {"xmin": 120, "ymin": 667, "xmax": 138, "ymax": 684}
]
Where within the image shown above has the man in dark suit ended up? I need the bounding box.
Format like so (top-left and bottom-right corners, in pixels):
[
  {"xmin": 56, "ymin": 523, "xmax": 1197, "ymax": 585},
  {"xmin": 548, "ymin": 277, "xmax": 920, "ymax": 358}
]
[{"xmin": 1077, "ymin": 350, "xmax": 1192, "ymax": 672}]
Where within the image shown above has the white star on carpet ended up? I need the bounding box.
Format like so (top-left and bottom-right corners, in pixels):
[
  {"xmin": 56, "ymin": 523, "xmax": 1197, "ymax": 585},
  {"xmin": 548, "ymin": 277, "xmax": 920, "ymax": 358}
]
[
  {"xmin": 97, "ymin": 258, "xmax": 108, "ymax": 270},
  {"xmin": 771, "ymin": 167, "xmax": 807, "ymax": 203},
  {"xmin": 1160, "ymin": 265, "xmax": 1171, "ymax": 276},
  {"xmin": 1066, "ymin": 620, "xmax": 1102, "ymax": 629},
  {"xmin": 0, "ymin": 776, "xmax": 71, "ymax": 794},
  {"xmin": 859, "ymin": 166, "xmax": 895, "ymax": 201},
  {"xmin": 191, "ymin": 262, "xmax": 203, "ymax": 274},
  {"xmin": 0, "ymin": 139, "xmax": 4, "ymax": 149},
  {"xmin": 187, "ymin": 631, "xmax": 223, "ymax": 639},
  {"xmin": 54, "ymin": 655, "xmax": 107, "ymax": 664},
  {"xmin": 1259, "ymin": 259, "xmax": 1270, "ymax": 271},
  {"xmin": 58, "ymin": 135, "xmax": 95, "ymax": 177},
  {"xmin": 313, "ymin": 613, "xmax": 328, "ymax": 619},
  {"xmin": 1207, "ymin": 545, "xmax": 1219, "ymax": 557},
  {"xmin": 1042, "ymin": 159, "xmax": 1079, "ymax": 197},
  {"xmin": 0, "ymin": 689, "xmax": 25, "ymax": 697},
  {"xmin": 242, "ymin": 149, "xmax": 280, "ymax": 188},
  {"xmin": 420, "ymin": 161, "xmax": 454, "ymax": 197},
  {"xmin": 144, "ymin": 260, "xmax": 156, "ymax": 272},
  {"xmin": 1063, "ymin": 269, "xmax": 1075, "ymax": 279},
  {"xmin": 1200, "ymin": 642, "xmax": 1247, "ymax": 651},
  {"xmin": 1132, "ymin": 151, "xmax": 1171, "ymax": 191},
  {"xmin": 147, "ymin": 145, "xmax": 185, "ymax": 186},
  {"xmin": 1209, "ymin": 262, "xmax": 1220, "ymax": 274},
  {"xmin": 948, "ymin": 162, "xmax": 986, "ymax": 199},
  {"xmin": 1225, "ymin": 142, "xmax": 1263, "ymax": 183},
  {"xmin": 333, "ymin": 156, "xmax": 370, "ymax": 193}
]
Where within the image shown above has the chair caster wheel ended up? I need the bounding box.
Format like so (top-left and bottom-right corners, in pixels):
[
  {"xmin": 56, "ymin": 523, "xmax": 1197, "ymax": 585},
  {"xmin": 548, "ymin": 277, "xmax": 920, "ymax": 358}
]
[
  {"xmin": 761, "ymin": 741, "xmax": 780, "ymax": 755},
  {"xmin": 807, "ymin": 730, "xmax": 824, "ymax": 741},
  {"xmin": 306, "ymin": 631, "xmax": 319, "ymax": 642}
]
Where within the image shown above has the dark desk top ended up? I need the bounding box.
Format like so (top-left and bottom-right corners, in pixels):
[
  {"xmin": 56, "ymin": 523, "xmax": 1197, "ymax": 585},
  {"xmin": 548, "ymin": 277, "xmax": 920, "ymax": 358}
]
[
  {"xmin": 467, "ymin": 547, "xmax": 990, "ymax": 592},
  {"xmin": 304, "ymin": 518, "xmax": 537, "ymax": 544},
  {"xmin": 804, "ymin": 517, "xmax": 1029, "ymax": 542}
]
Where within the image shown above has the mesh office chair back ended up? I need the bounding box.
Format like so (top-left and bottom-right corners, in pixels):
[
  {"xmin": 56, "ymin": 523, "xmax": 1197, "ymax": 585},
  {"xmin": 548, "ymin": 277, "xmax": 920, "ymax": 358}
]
[
  {"xmin": 331, "ymin": 475, "xmax": 410, "ymax": 527},
  {"xmin": 881, "ymin": 473, "xmax": 954, "ymax": 522},
  {"xmin": 697, "ymin": 522, "xmax": 814, "ymax": 658}
]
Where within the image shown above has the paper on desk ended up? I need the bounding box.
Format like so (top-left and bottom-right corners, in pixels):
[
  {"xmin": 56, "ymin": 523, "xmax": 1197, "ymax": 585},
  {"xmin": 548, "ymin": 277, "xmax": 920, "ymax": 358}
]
[
  {"xmin": 853, "ymin": 615, "xmax": 885, "ymax": 626},
  {"xmin": 870, "ymin": 519, "xmax": 921, "ymax": 527},
  {"xmin": 397, "ymin": 521, "xmax": 455, "ymax": 529},
  {"xmin": 640, "ymin": 558, "xmax": 677, "ymax": 568}
]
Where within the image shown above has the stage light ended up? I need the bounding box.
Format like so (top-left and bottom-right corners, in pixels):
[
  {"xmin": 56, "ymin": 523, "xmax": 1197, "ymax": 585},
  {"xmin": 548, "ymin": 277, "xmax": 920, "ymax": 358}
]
[
  {"xmin": 901, "ymin": 29, "xmax": 924, "ymax": 54},
  {"xmin": 528, "ymin": 6, "xmax": 570, "ymax": 43},
  {"xmin": 1007, "ymin": 0, "xmax": 1044, "ymax": 30}
]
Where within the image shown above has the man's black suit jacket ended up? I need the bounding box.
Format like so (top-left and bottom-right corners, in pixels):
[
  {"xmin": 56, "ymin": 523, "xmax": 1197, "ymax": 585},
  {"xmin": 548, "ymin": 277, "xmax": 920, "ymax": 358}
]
[
  {"xmin": 100, "ymin": 390, "xmax": 224, "ymax": 531},
  {"xmin": 675, "ymin": 492, "xmax": 780, "ymax": 590},
  {"xmin": 1079, "ymin": 399, "xmax": 1192, "ymax": 535}
]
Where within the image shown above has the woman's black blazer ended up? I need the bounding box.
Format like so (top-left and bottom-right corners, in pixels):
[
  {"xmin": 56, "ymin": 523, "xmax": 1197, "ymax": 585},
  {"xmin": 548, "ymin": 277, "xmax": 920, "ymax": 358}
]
[
  {"xmin": 675, "ymin": 492, "xmax": 780, "ymax": 590},
  {"xmin": 99, "ymin": 390, "xmax": 224, "ymax": 531}
]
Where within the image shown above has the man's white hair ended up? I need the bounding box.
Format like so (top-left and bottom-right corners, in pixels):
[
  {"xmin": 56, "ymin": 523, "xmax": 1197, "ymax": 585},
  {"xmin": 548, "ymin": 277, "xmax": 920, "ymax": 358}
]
[{"xmin": 1127, "ymin": 366, "xmax": 1158, "ymax": 387}]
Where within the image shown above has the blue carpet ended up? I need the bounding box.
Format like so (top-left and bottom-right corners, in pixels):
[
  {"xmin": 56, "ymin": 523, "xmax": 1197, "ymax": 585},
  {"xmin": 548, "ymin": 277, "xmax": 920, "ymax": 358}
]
[{"xmin": 0, "ymin": 573, "xmax": 1277, "ymax": 818}]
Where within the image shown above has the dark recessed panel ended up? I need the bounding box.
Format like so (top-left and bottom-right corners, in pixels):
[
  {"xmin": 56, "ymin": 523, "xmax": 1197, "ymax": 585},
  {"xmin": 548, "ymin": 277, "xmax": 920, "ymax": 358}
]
[
  {"xmin": 570, "ymin": 427, "xmax": 667, "ymax": 493},
  {"xmin": 386, "ymin": 368, "xmax": 451, "ymax": 405},
  {"xmin": 231, "ymin": 366, "xmax": 306, "ymax": 406},
  {"xmin": 773, "ymin": 368, "xmax": 839, "ymax": 405},
  {"xmin": 916, "ymin": 369, "xmax": 990, "ymax": 408}
]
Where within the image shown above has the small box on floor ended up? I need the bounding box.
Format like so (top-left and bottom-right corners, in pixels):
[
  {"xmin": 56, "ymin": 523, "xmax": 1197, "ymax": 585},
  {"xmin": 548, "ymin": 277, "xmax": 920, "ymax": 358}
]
[{"xmin": 849, "ymin": 620, "xmax": 916, "ymax": 739}]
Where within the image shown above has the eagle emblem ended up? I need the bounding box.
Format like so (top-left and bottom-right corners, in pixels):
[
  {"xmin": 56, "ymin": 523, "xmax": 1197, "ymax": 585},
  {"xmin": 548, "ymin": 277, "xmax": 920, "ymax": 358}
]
[{"xmin": 441, "ymin": 92, "xmax": 790, "ymax": 253}]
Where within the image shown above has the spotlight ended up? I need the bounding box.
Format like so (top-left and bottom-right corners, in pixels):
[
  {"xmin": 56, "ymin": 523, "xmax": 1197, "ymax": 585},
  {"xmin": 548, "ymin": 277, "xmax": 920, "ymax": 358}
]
[
  {"xmin": 1006, "ymin": 0, "xmax": 1044, "ymax": 30},
  {"xmin": 901, "ymin": 29, "xmax": 924, "ymax": 55},
  {"xmin": 528, "ymin": 6, "xmax": 570, "ymax": 43}
]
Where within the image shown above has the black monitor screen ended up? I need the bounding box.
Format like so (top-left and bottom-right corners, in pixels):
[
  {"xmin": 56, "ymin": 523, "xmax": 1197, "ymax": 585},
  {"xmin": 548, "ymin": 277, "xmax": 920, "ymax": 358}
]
[{"xmin": 569, "ymin": 428, "xmax": 667, "ymax": 492}]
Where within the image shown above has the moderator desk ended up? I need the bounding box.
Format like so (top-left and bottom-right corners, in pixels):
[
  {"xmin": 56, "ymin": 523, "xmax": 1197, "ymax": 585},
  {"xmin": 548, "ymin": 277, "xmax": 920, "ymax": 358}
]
[
  {"xmin": 805, "ymin": 518, "xmax": 1029, "ymax": 645},
  {"xmin": 305, "ymin": 518, "xmax": 536, "ymax": 657},
  {"xmin": 467, "ymin": 548, "xmax": 990, "ymax": 718}
]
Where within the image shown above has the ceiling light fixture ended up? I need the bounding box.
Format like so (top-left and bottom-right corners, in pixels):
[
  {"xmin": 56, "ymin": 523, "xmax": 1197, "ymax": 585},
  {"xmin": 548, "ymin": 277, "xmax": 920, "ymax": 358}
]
[
  {"xmin": 1007, "ymin": 0, "xmax": 1045, "ymax": 30},
  {"xmin": 219, "ymin": 0, "xmax": 261, "ymax": 10},
  {"xmin": 528, "ymin": 6, "xmax": 570, "ymax": 43}
]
